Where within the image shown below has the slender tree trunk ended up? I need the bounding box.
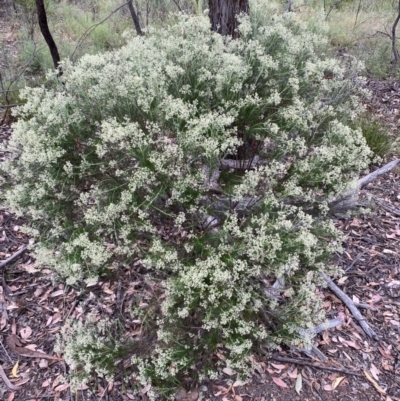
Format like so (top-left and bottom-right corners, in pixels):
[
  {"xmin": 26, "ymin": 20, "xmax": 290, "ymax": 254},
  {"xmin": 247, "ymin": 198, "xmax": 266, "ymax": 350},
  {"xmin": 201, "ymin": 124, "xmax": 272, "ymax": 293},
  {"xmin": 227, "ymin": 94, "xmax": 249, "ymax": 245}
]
[
  {"xmin": 127, "ymin": 0, "xmax": 143, "ymax": 36},
  {"xmin": 35, "ymin": 0, "xmax": 62, "ymax": 75},
  {"xmin": 392, "ymin": 0, "xmax": 400, "ymax": 70},
  {"xmin": 208, "ymin": 0, "xmax": 249, "ymax": 38}
]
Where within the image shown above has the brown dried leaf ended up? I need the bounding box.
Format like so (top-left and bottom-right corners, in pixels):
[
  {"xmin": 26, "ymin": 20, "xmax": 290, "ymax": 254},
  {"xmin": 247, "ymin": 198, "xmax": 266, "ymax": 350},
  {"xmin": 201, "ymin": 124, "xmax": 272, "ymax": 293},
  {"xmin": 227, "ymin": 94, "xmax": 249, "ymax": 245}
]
[
  {"xmin": 50, "ymin": 289, "xmax": 64, "ymax": 298},
  {"xmin": 42, "ymin": 378, "xmax": 51, "ymax": 388},
  {"xmin": 270, "ymin": 363, "xmax": 286, "ymax": 370},
  {"xmin": 54, "ymin": 383, "xmax": 70, "ymax": 392},
  {"xmin": 7, "ymin": 392, "xmax": 15, "ymax": 401},
  {"xmin": 370, "ymin": 363, "xmax": 381, "ymax": 381},
  {"xmin": 272, "ymin": 377, "xmax": 288, "ymax": 388},
  {"xmin": 140, "ymin": 384, "xmax": 151, "ymax": 395},
  {"xmin": 363, "ymin": 370, "xmax": 386, "ymax": 395}
]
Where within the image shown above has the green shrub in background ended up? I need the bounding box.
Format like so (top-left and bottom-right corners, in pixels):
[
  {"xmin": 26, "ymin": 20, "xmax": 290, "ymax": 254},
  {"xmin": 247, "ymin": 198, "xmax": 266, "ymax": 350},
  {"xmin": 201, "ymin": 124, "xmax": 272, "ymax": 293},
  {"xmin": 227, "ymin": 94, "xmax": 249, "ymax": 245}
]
[
  {"xmin": 2, "ymin": 3, "xmax": 373, "ymax": 397},
  {"xmin": 356, "ymin": 116, "xmax": 393, "ymax": 158}
]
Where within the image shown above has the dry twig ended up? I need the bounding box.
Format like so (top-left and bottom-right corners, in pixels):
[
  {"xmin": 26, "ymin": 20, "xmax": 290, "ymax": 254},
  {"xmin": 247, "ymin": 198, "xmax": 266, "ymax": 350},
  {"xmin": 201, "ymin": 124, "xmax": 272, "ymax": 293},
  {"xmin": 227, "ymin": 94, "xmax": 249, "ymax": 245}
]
[
  {"xmin": 321, "ymin": 272, "xmax": 378, "ymax": 340},
  {"xmin": 269, "ymin": 355, "xmax": 363, "ymax": 377},
  {"xmin": 0, "ymin": 246, "xmax": 26, "ymax": 269}
]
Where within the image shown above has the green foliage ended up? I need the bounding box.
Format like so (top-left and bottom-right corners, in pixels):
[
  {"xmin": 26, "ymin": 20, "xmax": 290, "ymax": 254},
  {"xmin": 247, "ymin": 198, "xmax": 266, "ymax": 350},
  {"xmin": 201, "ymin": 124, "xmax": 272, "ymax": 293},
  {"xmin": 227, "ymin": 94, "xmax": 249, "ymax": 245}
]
[
  {"xmin": 2, "ymin": 5, "xmax": 373, "ymax": 396},
  {"xmin": 356, "ymin": 116, "xmax": 393, "ymax": 158},
  {"xmin": 55, "ymin": 316, "xmax": 136, "ymax": 389}
]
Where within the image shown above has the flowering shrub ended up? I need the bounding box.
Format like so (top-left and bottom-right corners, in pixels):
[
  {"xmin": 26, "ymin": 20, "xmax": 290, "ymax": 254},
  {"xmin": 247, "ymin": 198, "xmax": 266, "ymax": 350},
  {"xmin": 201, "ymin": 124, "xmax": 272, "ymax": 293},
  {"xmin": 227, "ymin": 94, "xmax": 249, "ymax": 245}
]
[{"xmin": 2, "ymin": 3, "xmax": 372, "ymax": 395}]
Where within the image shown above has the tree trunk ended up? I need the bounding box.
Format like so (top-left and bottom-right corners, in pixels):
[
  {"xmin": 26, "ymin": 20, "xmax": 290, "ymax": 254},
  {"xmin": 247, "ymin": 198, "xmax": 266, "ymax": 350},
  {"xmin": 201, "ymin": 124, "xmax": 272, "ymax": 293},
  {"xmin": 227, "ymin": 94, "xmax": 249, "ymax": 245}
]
[
  {"xmin": 208, "ymin": 0, "xmax": 249, "ymax": 38},
  {"xmin": 127, "ymin": 0, "xmax": 143, "ymax": 36},
  {"xmin": 35, "ymin": 0, "xmax": 62, "ymax": 75}
]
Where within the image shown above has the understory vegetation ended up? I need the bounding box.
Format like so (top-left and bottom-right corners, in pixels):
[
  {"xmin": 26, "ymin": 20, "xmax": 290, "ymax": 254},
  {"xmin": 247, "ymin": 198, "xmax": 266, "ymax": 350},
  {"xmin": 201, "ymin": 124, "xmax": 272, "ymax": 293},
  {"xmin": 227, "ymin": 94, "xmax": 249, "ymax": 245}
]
[{"xmin": 1, "ymin": 1, "xmax": 378, "ymax": 396}]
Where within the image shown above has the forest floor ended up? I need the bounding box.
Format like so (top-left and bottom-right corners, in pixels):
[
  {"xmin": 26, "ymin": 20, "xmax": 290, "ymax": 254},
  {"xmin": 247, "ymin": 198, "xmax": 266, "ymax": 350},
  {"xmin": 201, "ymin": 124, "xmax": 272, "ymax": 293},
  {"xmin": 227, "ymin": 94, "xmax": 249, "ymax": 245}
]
[{"xmin": 0, "ymin": 79, "xmax": 400, "ymax": 401}]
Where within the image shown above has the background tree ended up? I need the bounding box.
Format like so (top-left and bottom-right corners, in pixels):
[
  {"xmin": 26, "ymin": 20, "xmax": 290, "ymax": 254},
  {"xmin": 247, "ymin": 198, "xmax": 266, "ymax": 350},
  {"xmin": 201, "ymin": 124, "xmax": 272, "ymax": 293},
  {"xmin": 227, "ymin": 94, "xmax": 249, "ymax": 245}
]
[
  {"xmin": 208, "ymin": 0, "xmax": 249, "ymax": 37},
  {"xmin": 35, "ymin": 0, "xmax": 61, "ymax": 73}
]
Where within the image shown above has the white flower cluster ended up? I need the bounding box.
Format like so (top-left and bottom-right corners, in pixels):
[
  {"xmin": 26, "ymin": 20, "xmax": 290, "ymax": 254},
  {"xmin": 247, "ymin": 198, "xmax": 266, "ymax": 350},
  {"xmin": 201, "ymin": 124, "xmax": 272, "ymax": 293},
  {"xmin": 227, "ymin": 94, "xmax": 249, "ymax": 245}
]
[{"xmin": 3, "ymin": 3, "xmax": 372, "ymax": 393}]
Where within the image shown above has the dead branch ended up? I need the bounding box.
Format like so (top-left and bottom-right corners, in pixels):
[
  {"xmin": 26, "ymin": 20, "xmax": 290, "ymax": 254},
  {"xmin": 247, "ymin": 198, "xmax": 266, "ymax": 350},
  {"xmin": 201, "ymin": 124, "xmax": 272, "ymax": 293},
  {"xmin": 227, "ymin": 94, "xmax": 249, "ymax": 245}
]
[
  {"xmin": 329, "ymin": 158, "xmax": 400, "ymax": 213},
  {"xmin": 358, "ymin": 159, "xmax": 400, "ymax": 188},
  {"xmin": 269, "ymin": 355, "xmax": 363, "ymax": 377},
  {"xmin": 321, "ymin": 272, "xmax": 378, "ymax": 340},
  {"xmin": 0, "ymin": 246, "xmax": 27, "ymax": 269}
]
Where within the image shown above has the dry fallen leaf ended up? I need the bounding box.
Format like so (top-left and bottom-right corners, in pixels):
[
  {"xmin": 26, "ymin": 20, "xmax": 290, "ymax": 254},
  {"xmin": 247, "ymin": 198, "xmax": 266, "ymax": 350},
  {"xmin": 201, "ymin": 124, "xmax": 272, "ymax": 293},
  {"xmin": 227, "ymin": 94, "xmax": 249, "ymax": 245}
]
[
  {"xmin": 222, "ymin": 367, "xmax": 235, "ymax": 376},
  {"xmin": 295, "ymin": 373, "xmax": 302, "ymax": 395},
  {"xmin": 288, "ymin": 368, "xmax": 298, "ymax": 379},
  {"xmin": 50, "ymin": 289, "xmax": 64, "ymax": 298},
  {"xmin": 20, "ymin": 326, "xmax": 32, "ymax": 339},
  {"xmin": 363, "ymin": 370, "xmax": 386, "ymax": 395},
  {"xmin": 370, "ymin": 363, "xmax": 381, "ymax": 381},
  {"xmin": 54, "ymin": 383, "xmax": 70, "ymax": 392},
  {"xmin": 42, "ymin": 378, "xmax": 51, "ymax": 388},
  {"xmin": 270, "ymin": 363, "xmax": 286, "ymax": 370},
  {"xmin": 140, "ymin": 384, "xmax": 151, "ymax": 395},
  {"xmin": 7, "ymin": 392, "xmax": 15, "ymax": 401},
  {"xmin": 11, "ymin": 361, "xmax": 19, "ymax": 378},
  {"xmin": 272, "ymin": 377, "xmax": 288, "ymax": 388},
  {"xmin": 39, "ymin": 359, "xmax": 49, "ymax": 369},
  {"xmin": 332, "ymin": 376, "xmax": 344, "ymax": 390}
]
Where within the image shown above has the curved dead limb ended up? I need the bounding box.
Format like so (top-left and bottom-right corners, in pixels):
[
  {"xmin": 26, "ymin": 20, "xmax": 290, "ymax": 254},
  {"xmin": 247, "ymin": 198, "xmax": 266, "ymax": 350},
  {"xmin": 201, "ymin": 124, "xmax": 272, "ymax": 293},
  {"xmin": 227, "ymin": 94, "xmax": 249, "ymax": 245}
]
[{"xmin": 321, "ymin": 272, "xmax": 379, "ymax": 340}]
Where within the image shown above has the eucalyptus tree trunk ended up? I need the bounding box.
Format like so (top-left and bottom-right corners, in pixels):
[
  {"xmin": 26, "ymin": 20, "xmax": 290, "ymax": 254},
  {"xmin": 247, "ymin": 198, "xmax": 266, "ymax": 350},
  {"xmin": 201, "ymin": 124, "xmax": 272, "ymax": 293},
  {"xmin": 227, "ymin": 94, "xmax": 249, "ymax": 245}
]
[
  {"xmin": 127, "ymin": 0, "xmax": 143, "ymax": 36},
  {"xmin": 208, "ymin": 0, "xmax": 249, "ymax": 38},
  {"xmin": 35, "ymin": 0, "xmax": 62, "ymax": 75}
]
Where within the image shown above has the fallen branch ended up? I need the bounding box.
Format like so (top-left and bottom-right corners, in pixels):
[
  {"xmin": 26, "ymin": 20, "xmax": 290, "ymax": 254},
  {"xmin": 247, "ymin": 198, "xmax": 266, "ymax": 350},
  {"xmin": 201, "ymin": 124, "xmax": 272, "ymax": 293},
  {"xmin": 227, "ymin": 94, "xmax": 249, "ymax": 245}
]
[
  {"xmin": 0, "ymin": 246, "xmax": 26, "ymax": 269},
  {"xmin": 358, "ymin": 159, "xmax": 400, "ymax": 188},
  {"xmin": 321, "ymin": 272, "xmax": 378, "ymax": 340},
  {"xmin": 269, "ymin": 355, "xmax": 363, "ymax": 377},
  {"xmin": 329, "ymin": 158, "xmax": 400, "ymax": 213}
]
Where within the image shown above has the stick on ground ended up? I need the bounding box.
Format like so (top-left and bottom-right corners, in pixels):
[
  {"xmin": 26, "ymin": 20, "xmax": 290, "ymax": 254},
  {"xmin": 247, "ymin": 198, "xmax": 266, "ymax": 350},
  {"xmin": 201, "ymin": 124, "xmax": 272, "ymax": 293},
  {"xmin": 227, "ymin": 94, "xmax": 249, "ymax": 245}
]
[
  {"xmin": 269, "ymin": 355, "xmax": 363, "ymax": 377},
  {"xmin": 0, "ymin": 246, "xmax": 26, "ymax": 269},
  {"xmin": 321, "ymin": 272, "xmax": 378, "ymax": 340}
]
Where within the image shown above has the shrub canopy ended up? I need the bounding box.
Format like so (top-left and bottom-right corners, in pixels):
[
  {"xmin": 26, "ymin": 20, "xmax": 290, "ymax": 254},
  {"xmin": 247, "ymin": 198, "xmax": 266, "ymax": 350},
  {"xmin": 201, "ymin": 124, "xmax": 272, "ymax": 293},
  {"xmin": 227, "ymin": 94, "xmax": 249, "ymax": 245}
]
[{"xmin": 3, "ymin": 6, "xmax": 372, "ymax": 393}]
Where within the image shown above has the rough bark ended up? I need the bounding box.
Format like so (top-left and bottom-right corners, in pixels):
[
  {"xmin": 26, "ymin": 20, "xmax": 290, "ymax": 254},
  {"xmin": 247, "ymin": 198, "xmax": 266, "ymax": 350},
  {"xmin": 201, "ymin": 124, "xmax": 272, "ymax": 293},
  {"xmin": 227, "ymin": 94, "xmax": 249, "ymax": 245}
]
[
  {"xmin": 35, "ymin": 0, "xmax": 62, "ymax": 75},
  {"xmin": 208, "ymin": 0, "xmax": 249, "ymax": 38},
  {"xmin": 127, "ymin": 0, "xmax": 143, "ymax": 36}
]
